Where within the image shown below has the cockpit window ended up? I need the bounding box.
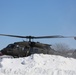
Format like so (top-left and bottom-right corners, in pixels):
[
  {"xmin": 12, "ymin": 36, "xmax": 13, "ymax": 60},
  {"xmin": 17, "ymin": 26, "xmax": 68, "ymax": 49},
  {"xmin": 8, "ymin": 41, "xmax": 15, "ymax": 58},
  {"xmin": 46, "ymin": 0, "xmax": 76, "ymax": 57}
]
[{"xmin": 7, "ymin": 44, "xmax": 15, "ymax": 48}]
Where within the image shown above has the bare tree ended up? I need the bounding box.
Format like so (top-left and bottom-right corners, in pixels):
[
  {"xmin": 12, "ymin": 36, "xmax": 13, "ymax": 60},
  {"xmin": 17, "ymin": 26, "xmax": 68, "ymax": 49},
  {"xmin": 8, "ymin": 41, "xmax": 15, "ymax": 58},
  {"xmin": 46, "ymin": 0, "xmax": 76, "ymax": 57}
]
[
  {"xmin": 52, "ymin": 43, "xmax": 70, "ymax": 52},
  {"xmin": 52, "ymin": 43, "xmax": 76, "ymax": 58},
  {"xmin": 52, "ymin": 43, "xmax": 71, "ymax": 56}
]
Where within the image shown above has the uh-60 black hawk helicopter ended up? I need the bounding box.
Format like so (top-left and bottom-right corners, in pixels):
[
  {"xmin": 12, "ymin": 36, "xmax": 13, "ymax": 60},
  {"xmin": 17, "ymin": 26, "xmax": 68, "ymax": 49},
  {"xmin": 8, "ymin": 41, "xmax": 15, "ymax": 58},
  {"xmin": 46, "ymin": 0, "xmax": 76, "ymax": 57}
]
[{"xmin": 0, "ymin": 34, "xmax": 76, "ymax": 58}]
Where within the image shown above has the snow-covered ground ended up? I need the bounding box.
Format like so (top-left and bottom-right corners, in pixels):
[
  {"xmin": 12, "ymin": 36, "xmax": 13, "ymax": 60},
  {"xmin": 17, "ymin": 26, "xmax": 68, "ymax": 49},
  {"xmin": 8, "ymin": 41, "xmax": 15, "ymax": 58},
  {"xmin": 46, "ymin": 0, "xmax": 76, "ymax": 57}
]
[{"xmin": 0, "ymin": 54, "xmax": 76, "ymax": 75}]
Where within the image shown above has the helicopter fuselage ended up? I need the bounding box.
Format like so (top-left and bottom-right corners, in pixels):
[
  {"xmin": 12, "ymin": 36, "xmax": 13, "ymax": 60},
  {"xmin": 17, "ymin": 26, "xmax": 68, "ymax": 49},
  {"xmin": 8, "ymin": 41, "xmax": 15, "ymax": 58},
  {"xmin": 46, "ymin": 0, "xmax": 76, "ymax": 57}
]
[{"xmin": 1, "ymin": 41, "xmax": 55, "ymax": 57}]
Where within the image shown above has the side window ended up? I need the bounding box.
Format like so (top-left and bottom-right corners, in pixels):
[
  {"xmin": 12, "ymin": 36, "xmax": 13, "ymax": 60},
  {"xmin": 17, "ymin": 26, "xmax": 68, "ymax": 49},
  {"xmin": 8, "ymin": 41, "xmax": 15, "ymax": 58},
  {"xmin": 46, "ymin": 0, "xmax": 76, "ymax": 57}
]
[
  {"xmin": 16, "ymin": 45, "xmax": 19, "ymax": 48},
  {"xmin": 22, "ymin": 47, "xmax": 24, "ymax": 50},
  {"xmin": 16, "ymin": 45, "xmax": 25, "ymax": 51},
  {"xmin": 34, "ymin": 48, "xmax": 38, "ymax": 53}
]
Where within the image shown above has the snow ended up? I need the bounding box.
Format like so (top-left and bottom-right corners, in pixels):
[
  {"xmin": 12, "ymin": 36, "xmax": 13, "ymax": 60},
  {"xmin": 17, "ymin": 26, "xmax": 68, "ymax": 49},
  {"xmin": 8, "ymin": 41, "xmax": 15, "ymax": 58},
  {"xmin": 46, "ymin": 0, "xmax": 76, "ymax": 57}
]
[
  {"xmin": 0, "ymin": 54, "xmax": 76, "ymax": 75},
  {"xmin": 0, "ymin": 55, "xmax": 13, "ymax": 59}
]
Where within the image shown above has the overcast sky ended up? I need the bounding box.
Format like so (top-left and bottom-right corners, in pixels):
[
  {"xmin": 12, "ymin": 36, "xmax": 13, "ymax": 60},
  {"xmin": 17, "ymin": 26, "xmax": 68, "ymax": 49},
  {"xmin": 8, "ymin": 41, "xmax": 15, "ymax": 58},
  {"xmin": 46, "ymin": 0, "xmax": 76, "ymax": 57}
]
[{"xmin": 0, "ymin": 0, "xmax": 76, "ymax": 49}]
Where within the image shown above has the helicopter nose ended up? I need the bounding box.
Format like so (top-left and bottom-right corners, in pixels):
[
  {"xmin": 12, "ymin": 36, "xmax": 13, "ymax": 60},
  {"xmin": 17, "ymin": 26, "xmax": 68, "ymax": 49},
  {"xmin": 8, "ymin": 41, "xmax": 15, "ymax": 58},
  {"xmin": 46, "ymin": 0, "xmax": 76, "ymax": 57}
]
[
  {"xmin": 1, "ymin": 49, "xmax": 7, "ymax": 55},
  {"xmin": 0, "ymin": 51, "xmax": 3, "ymax": 56}
]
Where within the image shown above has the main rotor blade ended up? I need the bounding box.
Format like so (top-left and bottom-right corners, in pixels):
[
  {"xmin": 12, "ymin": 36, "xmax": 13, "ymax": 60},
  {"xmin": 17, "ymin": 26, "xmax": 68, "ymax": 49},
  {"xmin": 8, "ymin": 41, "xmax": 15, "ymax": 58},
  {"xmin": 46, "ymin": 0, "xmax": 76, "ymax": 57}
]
[
  {"xmin": 0, "ymin": 34, "xmax": 65, "ymax": 38},
  {"xmin": 34, "ymin": 36, "xmax": 76, "ymax": 40},
  {"xmin": 0, "ymin": 34, "xmax": 28, "ymax": 38},
  {"xmin": 34, "ymin": 35, "xmax": 66, "ymax": 39},
  {"xmin": 0, "ymin": 34, "xmax": 76, "ymax": 39}
]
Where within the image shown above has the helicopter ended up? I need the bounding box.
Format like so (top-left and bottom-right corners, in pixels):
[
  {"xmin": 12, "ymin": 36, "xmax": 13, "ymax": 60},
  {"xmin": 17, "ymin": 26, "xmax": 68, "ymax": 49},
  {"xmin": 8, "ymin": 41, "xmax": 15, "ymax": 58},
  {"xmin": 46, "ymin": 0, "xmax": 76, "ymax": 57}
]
[{"xmin": 0, "ymin": 34, "xmax": 76, "ymax": 57}]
